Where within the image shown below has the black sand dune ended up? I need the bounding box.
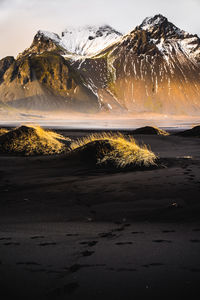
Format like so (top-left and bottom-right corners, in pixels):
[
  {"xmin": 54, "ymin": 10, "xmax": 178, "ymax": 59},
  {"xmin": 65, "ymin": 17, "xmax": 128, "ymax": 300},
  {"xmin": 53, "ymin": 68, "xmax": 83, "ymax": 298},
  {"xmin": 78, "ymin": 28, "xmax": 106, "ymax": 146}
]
[
  {"xmin": 68, "ymin": 134, "xmax": 157, "ymax": 168},
  {"xmin": 175, "ymin": 125, "xmax": 200, "ymax": 137},
  {"xmin": 131, "ymin": 126, "xmax": 169, "ymax": 136},
  {"xmin": 68, "ymin": 139, "xmax": 112, "ymax": 165}
]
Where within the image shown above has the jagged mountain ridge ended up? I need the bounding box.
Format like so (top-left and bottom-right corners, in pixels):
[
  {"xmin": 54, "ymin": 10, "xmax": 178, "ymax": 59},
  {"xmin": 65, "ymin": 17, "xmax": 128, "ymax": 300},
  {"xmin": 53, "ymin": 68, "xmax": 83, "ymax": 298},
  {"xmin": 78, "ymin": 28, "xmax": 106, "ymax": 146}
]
[
  {"xmin": 19, "ymin": 25, "xmax": 122, "ymax": 58},
  {"xmin": 1, "ymin": 15, "xmax": 200, "ymax": 114}
]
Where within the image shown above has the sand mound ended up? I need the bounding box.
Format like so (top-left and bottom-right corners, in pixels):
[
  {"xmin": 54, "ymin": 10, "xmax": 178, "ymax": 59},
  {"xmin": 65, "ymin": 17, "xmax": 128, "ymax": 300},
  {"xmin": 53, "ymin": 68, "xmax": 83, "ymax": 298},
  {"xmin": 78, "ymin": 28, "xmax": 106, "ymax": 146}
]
[
  {"xmin": 0, "ymin": 128, "xmax": 9, "ymax": 136},
  {"xmin": 175, "ymin": 125, "xmax": 200, "ymax": 137},
  {"xmin": 132, "ymin": 126, "xmax": 169, "ymax": 136},
  {"xmin": 0, "ymin": 125, "xmax": 70, "ymax": 155},
  {"xmin": 69, "ymin": 132, "xmax": 157, "ymax": 168}
]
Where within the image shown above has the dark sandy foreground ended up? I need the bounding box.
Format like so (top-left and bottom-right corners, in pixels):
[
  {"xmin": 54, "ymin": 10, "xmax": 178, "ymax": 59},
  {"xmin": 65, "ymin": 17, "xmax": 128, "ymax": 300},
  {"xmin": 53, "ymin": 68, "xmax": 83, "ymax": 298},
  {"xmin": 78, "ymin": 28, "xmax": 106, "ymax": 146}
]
[
  {"xmin": 0, "ymin": 222, "xmax": 200, "ymax": 299},
  {"xmin": 0, "ymin": 131, "xmax": 200, "ymax": 299}
]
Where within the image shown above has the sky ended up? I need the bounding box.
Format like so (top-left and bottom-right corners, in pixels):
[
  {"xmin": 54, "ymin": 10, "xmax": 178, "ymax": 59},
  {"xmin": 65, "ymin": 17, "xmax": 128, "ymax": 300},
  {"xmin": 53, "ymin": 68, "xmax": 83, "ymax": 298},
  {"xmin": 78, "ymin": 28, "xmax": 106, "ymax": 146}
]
[{"xmin": 0, "ymin": 0, "xmax": 200, "ymax": 58}]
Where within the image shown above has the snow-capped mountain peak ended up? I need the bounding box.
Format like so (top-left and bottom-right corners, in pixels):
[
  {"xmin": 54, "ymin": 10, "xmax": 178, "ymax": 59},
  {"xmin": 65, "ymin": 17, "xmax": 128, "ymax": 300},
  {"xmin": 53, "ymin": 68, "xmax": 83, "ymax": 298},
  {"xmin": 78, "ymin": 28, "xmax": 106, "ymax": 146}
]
[
  {"xmin": 140, "ymin": 14, "xmax": 168, "ymax": 31},
  {"xmin": 140, "ymin": 14, "xmax": 186, "ymax": 39},
  {"xmin": 138, "ymin": 14, "xmax": 200, "ymax": 63},
  {"xmin": 34, "ymin": 25, "xmax": 122, "ymax": 57}
]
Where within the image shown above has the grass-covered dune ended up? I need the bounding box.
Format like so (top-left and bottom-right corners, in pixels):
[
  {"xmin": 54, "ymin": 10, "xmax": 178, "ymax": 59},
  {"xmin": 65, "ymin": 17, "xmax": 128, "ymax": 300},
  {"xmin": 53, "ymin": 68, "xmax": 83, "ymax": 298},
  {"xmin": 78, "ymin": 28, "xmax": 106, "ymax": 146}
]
[
  {"xmin": 0, "ymin": 126, "xmax": 157, "ymax": 169},
  {"xmin": 69, "ymin": 132, "xmax": 157, "ymax": 168},
  {"xmin": 132, "ymin": 126, "xmax": 169, "ymax": 136},
  {"xmin": 0, "ymin": 125, "xmax": 70, "ymax": 155},
  {"xmin": 175, "ymin": 125, "xmax": 200, "ymax": 137}
]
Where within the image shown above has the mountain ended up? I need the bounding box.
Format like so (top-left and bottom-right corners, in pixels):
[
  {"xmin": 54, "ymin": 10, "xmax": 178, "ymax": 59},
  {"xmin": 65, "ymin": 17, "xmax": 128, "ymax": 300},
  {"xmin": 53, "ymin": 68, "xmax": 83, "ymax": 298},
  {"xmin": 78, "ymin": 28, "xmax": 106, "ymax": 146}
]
[
  {"xmin": 19, "ymin": 25, "xmax": 122, "ymax": 58},
  {"xmin": 0, "ymin": 25, "xmax": 121, "ymax": 112},
  {"xmin": 71, "ymin": 15, "xmax": 200, "ymax": 114},
  {"xmin": 1, "ymin": 15, "xmax": 200, "ymax": 115}
]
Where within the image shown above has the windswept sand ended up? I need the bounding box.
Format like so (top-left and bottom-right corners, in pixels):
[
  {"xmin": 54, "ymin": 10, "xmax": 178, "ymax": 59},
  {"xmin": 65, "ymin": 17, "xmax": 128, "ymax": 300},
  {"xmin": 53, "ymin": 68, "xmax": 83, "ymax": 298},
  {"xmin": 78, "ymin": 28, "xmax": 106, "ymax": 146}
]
[{"xmin": 0, "ymin": 130, "xmax": 200, "ymax": 299}]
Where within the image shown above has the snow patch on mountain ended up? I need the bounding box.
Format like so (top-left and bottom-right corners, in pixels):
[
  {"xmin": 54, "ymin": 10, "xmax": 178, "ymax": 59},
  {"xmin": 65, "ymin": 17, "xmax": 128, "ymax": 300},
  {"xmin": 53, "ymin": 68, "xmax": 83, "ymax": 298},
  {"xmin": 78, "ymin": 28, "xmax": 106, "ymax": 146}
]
[
  {"xmin": 60, "ymin": 25, "xmax": 122, "ymax": 56},
  {"xmin": 38, "ymin": 25, "xmax": 122, "ymax": 57}
]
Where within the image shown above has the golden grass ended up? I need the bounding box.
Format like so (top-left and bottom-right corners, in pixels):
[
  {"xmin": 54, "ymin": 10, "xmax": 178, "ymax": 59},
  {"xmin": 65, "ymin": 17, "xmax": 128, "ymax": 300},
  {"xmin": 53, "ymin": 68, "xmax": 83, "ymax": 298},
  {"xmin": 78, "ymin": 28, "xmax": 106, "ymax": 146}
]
[
  {"xmin": 0, "ymin": 129, "xmax": 9, "ymax": 136},
  {"xmin": 70, "ymin": 132, "xmax": 157, "ymax": 168},
  {"xmin": 151, "ymin": 126, "xmax": 169, "ymax": 136},
  {"xmin": 0, "ymin": 125, "xmax": 70, "ymax": 155},
  {"xmin": 150, "ymin": 126, "xmax": 169, "ymax": 136}
]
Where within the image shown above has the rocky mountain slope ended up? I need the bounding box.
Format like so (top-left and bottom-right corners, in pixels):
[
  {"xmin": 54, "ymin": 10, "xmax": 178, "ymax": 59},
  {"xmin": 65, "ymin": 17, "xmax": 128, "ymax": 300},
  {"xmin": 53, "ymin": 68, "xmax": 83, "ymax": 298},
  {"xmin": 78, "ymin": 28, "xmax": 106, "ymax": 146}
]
[
  {"xmin": 1, "ymin": 15, "xmax": 200, "ymax": 114},
  {"xmin": 0, "ymin": 25, "xmax": 121, "ymax": 112},
  {"xmin": 0, "ymin": 52, "xmax": 99, "ymax": 112},
  {"xmin": 72, "ymin": 15, "xmax": 200, "ymax": 114}
]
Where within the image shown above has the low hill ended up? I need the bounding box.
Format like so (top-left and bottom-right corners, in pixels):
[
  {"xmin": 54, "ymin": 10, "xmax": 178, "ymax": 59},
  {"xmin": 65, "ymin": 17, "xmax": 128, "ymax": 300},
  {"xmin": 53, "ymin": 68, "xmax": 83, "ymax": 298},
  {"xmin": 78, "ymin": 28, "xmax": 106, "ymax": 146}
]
[
  {"xmin": 132, "ymin": 126, "xmax": 169, "ymax": 136},
  {"xmin": 0, "ymin": 125, "xmax": 70, "ymax": 155},
  {"xmin": 69, "ymin": 132, "xmax": 157, "ymax": 168},
  {"xmin": 175, "ymin": 125, "xmax": 200, "ymax": 137}
]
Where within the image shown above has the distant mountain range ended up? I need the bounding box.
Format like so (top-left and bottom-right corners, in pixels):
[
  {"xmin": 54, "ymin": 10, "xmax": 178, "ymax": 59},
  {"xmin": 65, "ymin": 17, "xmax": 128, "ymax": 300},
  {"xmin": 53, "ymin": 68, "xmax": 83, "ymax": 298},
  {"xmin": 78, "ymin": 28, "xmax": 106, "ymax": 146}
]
[{"xmin": 1, "ymin": 14, "xmax": 200, "ymax": 115}]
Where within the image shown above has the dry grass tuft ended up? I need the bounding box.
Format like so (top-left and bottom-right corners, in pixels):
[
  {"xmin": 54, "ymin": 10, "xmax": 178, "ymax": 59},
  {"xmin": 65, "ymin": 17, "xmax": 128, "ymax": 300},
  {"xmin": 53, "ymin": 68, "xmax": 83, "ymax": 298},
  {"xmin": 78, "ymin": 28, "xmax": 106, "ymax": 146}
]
[
  {"xmin": 70, "ymin": 132, "xmax": 157, "ymax": 168},
  {"xmin": 0, "ymin": 125, "xmax": 70, "ymax": 155},
  {"xmin": 132, "ymin": 126, "xmax": 169, "ymax": 136},
  {"xmin": 0, "ymin": 129, "xmax": 9, "ymax": 136}
]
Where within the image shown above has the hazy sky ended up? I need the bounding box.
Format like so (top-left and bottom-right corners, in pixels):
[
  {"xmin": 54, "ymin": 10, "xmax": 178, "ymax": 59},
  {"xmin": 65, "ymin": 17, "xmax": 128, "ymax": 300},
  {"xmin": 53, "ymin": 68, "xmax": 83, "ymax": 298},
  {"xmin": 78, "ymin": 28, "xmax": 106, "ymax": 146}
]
[{"xmin": 0, "ymin": 0, "xmax": 200, "ymax": 58}]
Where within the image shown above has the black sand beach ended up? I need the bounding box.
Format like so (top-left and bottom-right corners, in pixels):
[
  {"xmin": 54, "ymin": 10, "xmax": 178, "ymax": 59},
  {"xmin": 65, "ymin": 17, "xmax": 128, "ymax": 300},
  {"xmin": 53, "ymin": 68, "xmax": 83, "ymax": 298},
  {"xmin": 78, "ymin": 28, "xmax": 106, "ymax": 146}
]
[{"xmin": 0, "ymin": 129, "xmax": 200, "ymax": 299}]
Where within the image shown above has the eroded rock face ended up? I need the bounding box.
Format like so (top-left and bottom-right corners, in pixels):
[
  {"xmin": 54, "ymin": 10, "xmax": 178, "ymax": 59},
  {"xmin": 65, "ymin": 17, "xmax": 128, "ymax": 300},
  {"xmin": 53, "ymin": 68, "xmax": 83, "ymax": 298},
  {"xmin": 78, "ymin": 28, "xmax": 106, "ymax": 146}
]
[
  {"xmin": 18, "ymin": 31, "xmax": 65, "ymax": 58},
  {"xmin": 0, "ymin": 56, "xmax": 15, "ymax": 83},
  {"xmin": 0, "ymin": 52, "xmax": 99, "ymax": 112}
]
